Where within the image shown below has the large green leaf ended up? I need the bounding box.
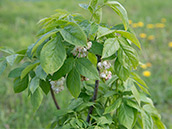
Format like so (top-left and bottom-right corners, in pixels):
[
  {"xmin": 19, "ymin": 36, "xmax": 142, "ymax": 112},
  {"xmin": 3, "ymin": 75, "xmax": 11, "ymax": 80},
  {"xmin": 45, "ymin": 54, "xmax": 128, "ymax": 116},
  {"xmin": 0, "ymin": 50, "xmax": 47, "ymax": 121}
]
[
  {"xmin": 89, "ymin": 41, "xmax": 103, "ymax": 56},
  {"xmin": 31, "ymin": 87, "xmax": 43, "ymax": 111},
  {"xmin": 39, "ymin": 79, "xmax": 50, "ymax": 95},
  {"xmin": 93, "ymin": 7, "xmax": 102, "ymax": 24},
  {"xmin": 106, "ymin": 1, "xmax": 129, "ymax": 30},
  {"xmin": 13, "ymin": 75, "xmax": 29, "ymax": 93},
  {"xmin": 40, "ymin": 35, "xmax": 66, "ymax": 74},
  {"xmin": 60, "ymin": 22, "xmax": 87, "ymax": 46},
  {"xmin": 130, "ymin": 72, "xmax": 148, "ymax": 88},
  {"xmin": 102, "ymin": 38, "xmax": 120, "ymax": 59},
  {"xmin": 76, "ymin": 58, "xmax": 99, "ymax": 80},
  {"xmin": 104, "ymin": 98, "xmax": 122, "ymax": 114},
  {"xmin": 66, "ymin": 68, "xmax": 81, "ymax": 98},
  {"xmin": 115, "ymin": 30, "xmax": 141, "ymax": 49},
  {"xmin": 141, "ymin": 110, "xmax": 153, "ymax": 129},
  {"xmin": 51, "ymin": 57, "xmax": 74, "ymax": 81},
  {"xmin": 8, "ymin": 67, "xmax": 24, "ymax": 78},
  {"xmin": 35, "ymin": 65, "xmax": 47, "ymax": 81},
  {"xmin": 114, "ymin": 58, "xmax": 130, "ymax": 81},
  {"xmin": 6, "ymin": 54, "xmax": 19, "ymax": 66},
  {"xmin": 131, "ymin": 85, "xmax": 140, "ymax": 105},
  {"xmin": 118, "ymin": 38, "xmax": 139, "ymax": 69},
  {"xmin": 32, "ymin": 29, "xmax": 59, "ymax": 54},
  {"xmin": 97, "ymin": 26, "xmax": 115, "ymax": 39},
  {"xmin": 118, "ymin": 103, "xmax": 135, "ymax": 129},
  {"xmin": 0, "ymin": 59, "xmax": 7, "ymax": 75},
  {"xmin": 21, "ymin": 62, "xmax": 40, "ymax": 80},
  {"xmin": 29, "ymin": 76, "xmax": 40, "ymax": 94}
]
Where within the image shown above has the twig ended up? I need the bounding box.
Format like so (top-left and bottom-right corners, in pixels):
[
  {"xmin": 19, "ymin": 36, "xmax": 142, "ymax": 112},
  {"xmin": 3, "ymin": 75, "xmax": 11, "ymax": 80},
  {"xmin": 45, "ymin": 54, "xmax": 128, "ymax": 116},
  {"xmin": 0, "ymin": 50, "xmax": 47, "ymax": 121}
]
[
  {"xmin": 50, "ymin": 87, "xmax": 60, "ymax": 110},
  {"xmin": 86, "ymin": 55, "xmax": 101, "ymax": 123}
]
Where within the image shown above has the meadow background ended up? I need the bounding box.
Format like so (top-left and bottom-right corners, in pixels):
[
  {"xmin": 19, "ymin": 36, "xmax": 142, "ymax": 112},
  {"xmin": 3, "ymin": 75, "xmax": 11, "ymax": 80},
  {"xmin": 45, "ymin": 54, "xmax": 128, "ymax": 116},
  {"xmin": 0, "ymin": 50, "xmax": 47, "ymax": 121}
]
[{"xmin": 0, "ymin": 0, "xmax": 172, "ymax": 128}]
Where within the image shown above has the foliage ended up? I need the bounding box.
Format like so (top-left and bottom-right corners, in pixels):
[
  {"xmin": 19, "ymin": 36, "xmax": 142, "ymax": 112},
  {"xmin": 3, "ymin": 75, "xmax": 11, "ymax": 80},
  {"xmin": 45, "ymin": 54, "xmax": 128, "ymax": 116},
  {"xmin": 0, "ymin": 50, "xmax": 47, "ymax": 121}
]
[{"xmin": 0, "ymin": 0, "xmax": 166, "ymax": 128}]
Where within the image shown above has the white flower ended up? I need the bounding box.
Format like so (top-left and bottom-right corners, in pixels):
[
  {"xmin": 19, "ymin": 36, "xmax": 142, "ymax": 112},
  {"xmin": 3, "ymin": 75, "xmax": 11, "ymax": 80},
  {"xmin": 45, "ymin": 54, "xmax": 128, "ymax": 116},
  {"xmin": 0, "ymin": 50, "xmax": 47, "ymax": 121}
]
[
  {"xmin": 100, "ymin": 73, "xmax": 106, "ymax": 78},
  {"xmin": 87, "ymin": 41, "xmax": 92, "ymax": 49}
]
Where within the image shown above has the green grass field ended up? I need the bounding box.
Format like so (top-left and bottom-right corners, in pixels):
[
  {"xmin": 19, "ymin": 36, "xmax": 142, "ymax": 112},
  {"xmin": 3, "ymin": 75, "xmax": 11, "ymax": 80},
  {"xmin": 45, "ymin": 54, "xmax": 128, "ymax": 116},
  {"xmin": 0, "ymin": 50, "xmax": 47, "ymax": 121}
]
[{"xmin": 0, "ymin": 0, "xmax": 172, "ymax": 128}]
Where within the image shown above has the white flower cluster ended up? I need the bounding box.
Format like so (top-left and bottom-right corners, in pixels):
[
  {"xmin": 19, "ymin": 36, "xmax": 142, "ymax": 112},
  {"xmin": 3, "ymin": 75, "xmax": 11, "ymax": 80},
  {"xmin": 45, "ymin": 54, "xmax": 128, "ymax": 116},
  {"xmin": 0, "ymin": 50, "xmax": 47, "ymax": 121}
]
[
  {"xmin": 50, "ymin": 77, "xmax": 65, "ymax": 94},
  {"xmin": 98, "ymin": 61, "xmax": 112, "ymax": 80},
  {"xmin": 72, "ymin": 41, "xmax": 92, "ymax": 58}
]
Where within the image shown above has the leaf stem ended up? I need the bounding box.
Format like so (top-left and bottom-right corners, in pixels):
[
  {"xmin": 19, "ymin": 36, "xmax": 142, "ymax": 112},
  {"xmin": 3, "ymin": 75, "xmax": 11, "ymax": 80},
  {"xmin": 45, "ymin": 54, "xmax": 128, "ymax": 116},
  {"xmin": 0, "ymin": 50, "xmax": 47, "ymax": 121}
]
[
  {"xmin": 90, "ymin": 4, "xmax": 105, "ymax": 21},
  {"xmin": 86, "ymin": 55, "xmax": 101, "ymax": 123},
  {"xmin": 50, "ymin": 86, "xmax": 60, "ymax": 110}
]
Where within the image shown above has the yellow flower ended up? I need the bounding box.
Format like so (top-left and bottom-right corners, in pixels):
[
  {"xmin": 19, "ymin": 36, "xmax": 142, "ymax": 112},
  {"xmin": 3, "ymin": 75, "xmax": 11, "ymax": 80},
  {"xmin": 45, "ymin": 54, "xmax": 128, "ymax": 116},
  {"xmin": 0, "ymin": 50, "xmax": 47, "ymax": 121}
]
[
  {"xmin": 161, "ymin": 18, "xmax": 166, "ymax": 23},
  {"xmin": 140, "ymin": 64, "xmax": 147, "ymax": 69},
  {"xmin": 143, "ymin": 71, "xmax": 151, "ymax": 77},
  {"xmin": 132, "ymin": 23, "xmax": 138, "ymax": 28},
  {"xmin": 138, "ymin": 22, "xmax": 144, "ymax": 27},
  {"xmin": 129, "ymin": 20, "xmax": 132, "ymax": 24},
  {"xmin": 146, "ymin": 24, "xmax": 154, "ymax": 29},
  {"xmin": 148, "ymin": 35, "xmax": 155, "ymax": 40},
  {"xmin": 168, "ymin": 42, "xmax": 172, "ymax": 48},
  {"xmin": 155, "ymin": 23, "xmax": 165, "ymax": 28},
  {"xmin": 139, "ymin": 33, "xmax": 147, "ymax": 38},
  {"xmin": 146, "ymin": 63, "xmax": 152, "ymax": 67}
]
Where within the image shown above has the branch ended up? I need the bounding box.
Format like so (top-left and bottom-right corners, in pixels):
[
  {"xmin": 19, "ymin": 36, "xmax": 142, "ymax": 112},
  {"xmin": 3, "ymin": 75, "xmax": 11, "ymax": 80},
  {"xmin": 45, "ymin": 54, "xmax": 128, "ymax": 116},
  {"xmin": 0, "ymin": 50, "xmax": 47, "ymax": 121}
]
[
  {"xmin": 50, "ymin": 87, "xmax": 60, "ymax": 110},
  {"xmin": 86, "ymin": 55, "xmax": 101, "ymax": 123}
]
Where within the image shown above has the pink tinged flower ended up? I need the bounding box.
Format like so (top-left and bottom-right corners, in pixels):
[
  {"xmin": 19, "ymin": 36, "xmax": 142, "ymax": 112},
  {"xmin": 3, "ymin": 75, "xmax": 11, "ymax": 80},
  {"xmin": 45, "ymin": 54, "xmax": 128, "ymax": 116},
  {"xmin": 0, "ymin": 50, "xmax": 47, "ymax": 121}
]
[{"xmin": 87, "ymin": 41, "xmax": 92, "ymax": 49}]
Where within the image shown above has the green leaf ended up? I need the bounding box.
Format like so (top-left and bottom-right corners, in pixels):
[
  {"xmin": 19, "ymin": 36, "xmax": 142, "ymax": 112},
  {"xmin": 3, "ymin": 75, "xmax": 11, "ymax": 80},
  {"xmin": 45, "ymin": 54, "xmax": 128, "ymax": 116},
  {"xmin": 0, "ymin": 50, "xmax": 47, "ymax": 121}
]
[
  {"xmin": 79, "ymin": 3, "xmax": 89, "ymax": 10},
  {"xmin": 130, "ymin": 72, "xmax": 148, "ymax": 88},
  {"xmin": 68, "ymin": 98, "xmax": 83, "ymax": 110},
  {"xmin": 87, "ymin": 52, "xmax": 97, "ymax": 67},
  {"xmin": 153, "ymin": 117, "xmax": 166, "ymax": 129},
  {"xmin": 32, "ymin": 29, "xmax": 59, "ymax": 54},
  {"xmin": 29, "ymin": 76, "xmax": 40, "ymax": 94},
  {"xmin": 126, "ymin": 99, "xmax": 141, "ymax": 111},
  {"xmin": 104, "ymin": 98, "xmax": 122, "ymax": 114},
  {"xmin": 106, "ymin": 1, "xmax": 129, "ymax": 30},
  {"xmin": 115, "ymin": 30, "xmax": 141, "ymax": 49},
  {"xmin": 40, "ymin": 35, "xmax": 66, "ymax": 74},
  {"xmin": 0, "ymin": 46, "xmax": 14, "ymax": 54},
  {"xmin": 6, "ymin": 54, "xmax": 19, "ymax": 66},
  {"xmin": 89, "ymin": 41, "xmax": 103, "ymax": 56},
  {"xmin": 0, "ymin": 59, "xmax": 7, "ymax": 75},
  {"xmin": 60, "ymin": 22, "xmax": 87, "ymax": 46},
  {"xmin": 35, "ymin": 65, "xmax": 47, "ymax": 81},
  {"xmin": 135, "ymin": 81, "xmax": 150, "ymax": 95},
  {"xmin": 21, "ymin": 62, "xmax": 40, "ymax": 80},
  {"xmin": 118, "ymin": 38, "xmax": 139, "ymax": 69},
  {"xmin": 8, "ymin": 67, "xmax": 24, "ymax": 78},
  {"xmin": 51, "ymin": 57, "xmax": 74, "ymax": 81},
  {"xmin": 13, "ymin": 75, "xmax": 29, "ymax": 93},
  {"xmin": 141, "ymin": 110, "xmax": 153, "ymax": 129},
  {"xmin": 31, "ymin": 87, "xmax": 43, "ymax": 112},
  {"xmin": 66, "ymin": 68, "xmax": 81, "ymax": 98},
  {"xmin": 97, "ymin": 26, "xmax": 115, "ymax": 39},
  {"xmin": 39, "ymin": 79, "xmax": 50, "ymax": 95},
  {"xmin": 143, "ymin": 104, "xmax": 161, "ymax": 119},
  {"xmin": 131, "ymin": 85, "xmax": 140, "ymax": 105},
  {"xmin": 106, "ymin": 75, "xmax": 118, "ymax": 86},
  {"xmin": 118, "ymin": 103, "xmax": 135, "ymax": 129},
  {"xmin": 102, "ymin": 38, "xmax": 120, "ymax": 58},
  {"xmin": 76, "ymin": 58, "xmax": 99, "ymax": 80},
  {"xmin": 93, "ymin": 7, "xmax": 102, "ymax": 24},
  {"xmin": 89, "ymin": 0, "xmax": 98, "ymax": 12},
  {"xmin": 114, "ymin": 58, "xmax": 130, "ymax": 81}
]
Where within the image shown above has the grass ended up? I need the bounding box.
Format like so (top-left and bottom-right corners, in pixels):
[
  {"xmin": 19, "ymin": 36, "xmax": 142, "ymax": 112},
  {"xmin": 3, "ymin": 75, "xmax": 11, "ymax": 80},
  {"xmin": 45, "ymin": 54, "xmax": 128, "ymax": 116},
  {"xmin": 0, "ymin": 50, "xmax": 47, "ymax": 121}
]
[{"xmin": 0, "ymin": 0, "xmax": 172, "ymax": 128}]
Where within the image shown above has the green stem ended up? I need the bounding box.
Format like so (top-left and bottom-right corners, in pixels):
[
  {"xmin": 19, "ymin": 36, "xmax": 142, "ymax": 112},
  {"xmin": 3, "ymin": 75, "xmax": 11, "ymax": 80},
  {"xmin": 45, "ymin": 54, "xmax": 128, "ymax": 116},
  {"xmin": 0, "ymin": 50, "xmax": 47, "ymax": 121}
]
[{"xmin": 90, "ymin": 4, "xmax": 105, "ymax": 21}]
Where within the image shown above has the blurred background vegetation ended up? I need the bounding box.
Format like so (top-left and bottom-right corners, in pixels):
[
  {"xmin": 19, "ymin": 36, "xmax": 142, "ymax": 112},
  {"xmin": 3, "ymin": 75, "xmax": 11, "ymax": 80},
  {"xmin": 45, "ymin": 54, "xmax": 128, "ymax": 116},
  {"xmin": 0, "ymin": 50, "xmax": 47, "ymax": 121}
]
[{"xmin": 0, "ymin": 0, "xmax": 172, "ymax": 128}]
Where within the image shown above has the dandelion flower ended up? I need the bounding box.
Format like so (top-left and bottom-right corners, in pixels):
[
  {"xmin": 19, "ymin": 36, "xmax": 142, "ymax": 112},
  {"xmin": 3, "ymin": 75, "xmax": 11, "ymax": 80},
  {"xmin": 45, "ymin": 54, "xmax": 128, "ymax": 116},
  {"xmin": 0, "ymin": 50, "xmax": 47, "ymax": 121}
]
[
  {"xmin": 138, "ymin": 22, "xmax": 144, "ymax": 27},
  {"xmin": 139, "ymin": 33, "xmax": 147, "ymax": 38},
  {"xmin": 168, "ymin": 42, "xmax": 172, "ymax": 48},
  {"xmin": 146, "ymin": 62, "xmax": 152, "ymax": 67},
  {"xmin": 132, "ymin": 23, "xmax": 138, "ymax": 28},
  {"xmin": 155, "ymin": 23, "xmax": 165, "ymax": 28},
  {"xmin": 161, "ymin": 18, "xmax": 166, "ymax": 23},
  {"xmin": 143, "ymin": 71, "xmax": 151, "ymax": 77},
  {"xmin": 146, "ymin": 24, "xmax": 154, "ymax": 29},
  {"xmin": 148, "ymin": 35, "xmax": 155, "ymax": 40},
  {"xmin": 129, "ymin": 20, "xmax": 132, "ymax": 24},
  {"xmin": 140, "ymin": 64, "xmax": 147, "ymax": 69}
]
